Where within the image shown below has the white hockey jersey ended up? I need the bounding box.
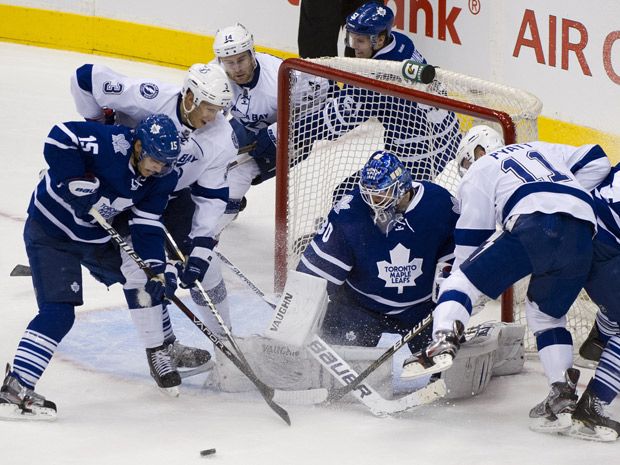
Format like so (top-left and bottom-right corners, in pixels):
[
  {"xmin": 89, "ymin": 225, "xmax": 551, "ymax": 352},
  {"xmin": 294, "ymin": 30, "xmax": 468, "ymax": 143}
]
[
  {"xmin": 212, "ymin": 52, "xmax": 281, "ymax": 136},
  {"xmin": 70, "ymin": 64, "xmax": 238, "ymax": 241},
  {"xmin": 453, "ymin": 141, "xmax": 611, "ymax": 268}
]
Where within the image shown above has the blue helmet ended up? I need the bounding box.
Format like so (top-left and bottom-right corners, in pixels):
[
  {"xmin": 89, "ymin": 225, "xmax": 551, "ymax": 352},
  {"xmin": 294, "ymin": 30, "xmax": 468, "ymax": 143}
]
[
  {"xmin": 346, "ymin": 2, "xmax": 395, "ymax": 40},
  {"xmin": 134, "ymin": 114, "xmax": 180, "ymax": 177},
  {"xmin": 359, "ymin": 150, "xmax": 413, "ymax": 224}
]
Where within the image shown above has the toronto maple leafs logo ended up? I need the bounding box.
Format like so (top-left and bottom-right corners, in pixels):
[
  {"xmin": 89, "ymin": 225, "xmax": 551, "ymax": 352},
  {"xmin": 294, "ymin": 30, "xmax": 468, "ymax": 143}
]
[
  {"xmin": 376, "ymin": 243, "xmax": 423, "ymax": 294},
  {"xmin": 70, "ymin": 281, "xmax": 80, "ymax": 293},
  {"xmin": 112, "ymin": 133, "xmax": 130, "ymax": 155},
  {"xmin": 150, "ymin": 123, "xmax": 161, "ymax": 134},
  {"xmin": 377, "ymin": 7, "xmax": 387, "ymax": 17},
  {"xmin": 334, "ymin": 194, "xmax": 353, "ymax": 214}
]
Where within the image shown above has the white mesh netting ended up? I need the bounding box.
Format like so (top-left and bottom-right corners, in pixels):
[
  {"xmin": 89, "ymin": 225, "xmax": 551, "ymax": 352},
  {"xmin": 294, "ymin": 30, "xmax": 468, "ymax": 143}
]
[{"xmin": 278, "ymin": 57, "xmax": 596, "ymax": 354}]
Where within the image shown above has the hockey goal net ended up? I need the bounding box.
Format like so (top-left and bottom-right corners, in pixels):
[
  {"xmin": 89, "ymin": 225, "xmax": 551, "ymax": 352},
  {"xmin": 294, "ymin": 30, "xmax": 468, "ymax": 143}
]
[{"xmin": 275, "ymin": 57, "xmax": 597, "ymax": 354}]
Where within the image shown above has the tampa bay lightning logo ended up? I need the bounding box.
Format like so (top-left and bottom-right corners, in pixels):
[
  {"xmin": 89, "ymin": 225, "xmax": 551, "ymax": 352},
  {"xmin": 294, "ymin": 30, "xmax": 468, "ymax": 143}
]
[{"xmin": 139, "ymin": 83, "xmax": 159, "ymax": 99}]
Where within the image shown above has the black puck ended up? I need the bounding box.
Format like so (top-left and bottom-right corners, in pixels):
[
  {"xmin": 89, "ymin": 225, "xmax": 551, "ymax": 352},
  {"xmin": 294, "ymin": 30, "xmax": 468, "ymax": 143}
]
[{"xmin": 200, "ymin": 448, "xmax": 216, "ymax": 457}]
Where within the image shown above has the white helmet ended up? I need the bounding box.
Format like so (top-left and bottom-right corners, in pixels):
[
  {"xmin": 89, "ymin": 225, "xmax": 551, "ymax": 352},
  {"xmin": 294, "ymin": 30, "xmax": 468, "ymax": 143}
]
[
  {"xmin": 455, "ymin": 125, "xmax": 504, "ymax": 176},
  {"xmin": 182, "ymin": 63, "xmax": 232, "ymax": 109},
  {"xmin": 213, "ymin": 23, "xmax": 255, "ymax": 58}
]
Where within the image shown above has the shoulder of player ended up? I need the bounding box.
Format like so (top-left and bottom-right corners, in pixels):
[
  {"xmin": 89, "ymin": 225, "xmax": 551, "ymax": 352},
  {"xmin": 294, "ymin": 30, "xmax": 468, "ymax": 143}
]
[
  {"xmin": 185, "ymin": 115, "xmax": 239, "ymax": 158},
  {"xmin": 90, "ymin": 64, "xmax": 180, "ymax": 102},
  {"xmin": 146, "ymin": 169, "xmax": 179, "ymax": 194},
  {"xmin": 328, "ymin": 190, "xmax": 367, "ymax": 223},
  {"xmin": 191, "ymin": 115, "xmax": 236, "ymax": 151},
  {"xmin": 410, "ymin": 182, "xmax": 455, "ymax": 214},
  {"xmin": 255, "ymin": 52, "xmax": 283, "ymax": 67}
]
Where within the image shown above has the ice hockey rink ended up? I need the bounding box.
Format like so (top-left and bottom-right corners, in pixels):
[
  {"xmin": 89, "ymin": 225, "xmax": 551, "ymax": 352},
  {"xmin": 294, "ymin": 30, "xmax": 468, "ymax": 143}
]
[{"xmin": 0, "ymin": 42, "xmax": 617, "ymax": 465}]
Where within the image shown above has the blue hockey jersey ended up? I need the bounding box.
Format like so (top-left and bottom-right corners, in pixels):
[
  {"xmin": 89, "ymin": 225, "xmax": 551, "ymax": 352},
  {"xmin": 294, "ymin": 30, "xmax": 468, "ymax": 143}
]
[
  {"xmin": 297, "ymin": 182, "xmax": 458, "ymax": 315},
  {"xmin": 294, "ymin": 39, "xmax": 460, "ymax": 179},
  {"xmin": 28, "ymin": 121, "xmax": 177, "ymax": 265},
  {"xmin": 592, "ymin": 163, "xmax": 620, "ymax": 248},
  {"xmin": 373, "ymin": 31, "xmax": 426, "ymax": 62}
]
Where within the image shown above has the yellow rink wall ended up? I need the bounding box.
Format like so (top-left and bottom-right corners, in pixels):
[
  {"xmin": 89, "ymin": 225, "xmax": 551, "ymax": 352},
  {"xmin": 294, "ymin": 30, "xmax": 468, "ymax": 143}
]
[{"xmin": 1, "ymin": 5, "xmax": 618, "ymax": 162}]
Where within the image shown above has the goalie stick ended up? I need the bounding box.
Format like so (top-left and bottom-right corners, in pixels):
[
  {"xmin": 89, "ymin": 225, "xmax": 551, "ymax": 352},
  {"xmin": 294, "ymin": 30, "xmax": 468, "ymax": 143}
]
[
  {"xmin": 216, "ymin": 249, "xmax": 446, "ymax": 415},
  {"xmin": 88, "ymin": 209, "xmax": 291, "ymax": 426}
]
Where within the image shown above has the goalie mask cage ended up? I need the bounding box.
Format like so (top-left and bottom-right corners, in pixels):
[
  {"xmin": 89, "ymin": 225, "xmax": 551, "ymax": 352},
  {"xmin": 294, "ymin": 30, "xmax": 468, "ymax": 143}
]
[{"xmin": 275, "ymin": 57, "xmax": 596, "ymax": 355}]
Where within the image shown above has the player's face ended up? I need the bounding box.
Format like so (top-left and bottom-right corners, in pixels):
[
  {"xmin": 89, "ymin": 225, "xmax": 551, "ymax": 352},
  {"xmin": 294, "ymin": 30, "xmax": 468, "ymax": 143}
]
[
  {"xmin": 219, "ymin": 52, "xmax": 256, "ymax": 85},
  {"xmin": 138, "ymin": 156, "xmax": 168, "ymax": 177},
  {"xmin": 347, "ymin": 32, "xmax": 384, "ymax": 58},
  {"xmin": 187, "ymin": 101, "xmax": 223, "ymax": 129}
]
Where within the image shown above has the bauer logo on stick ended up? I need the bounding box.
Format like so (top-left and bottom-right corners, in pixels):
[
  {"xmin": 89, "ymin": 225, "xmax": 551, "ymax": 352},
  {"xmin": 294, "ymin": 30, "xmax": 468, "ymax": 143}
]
[{"xmin": 401, "ymin": 60, "xmax": 436, "ymax": 84}]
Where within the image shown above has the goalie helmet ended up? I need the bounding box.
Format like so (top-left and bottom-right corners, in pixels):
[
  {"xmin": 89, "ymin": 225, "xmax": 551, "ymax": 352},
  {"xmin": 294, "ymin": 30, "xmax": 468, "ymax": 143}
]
[
  {"xmin": 359, "ymin": 150, "xmax": 413, "ymax": 226},
  {"xmin": 182, "ymin": 63, "xmax": 232, "ymax": 109},
  {"xmin": 455, "ymin": 125, "xmax": 504, "ymax": 177},
  {"xmin": 213, "ymin": 23, "xmax": 255, "ymax": 58},
  {"xmin": 134, "ymin": 114, "xmax": 180, "ymax": 176},
  {"xmin": 345, "ymin": 2, "xmax": 395, "ymax": 48}
]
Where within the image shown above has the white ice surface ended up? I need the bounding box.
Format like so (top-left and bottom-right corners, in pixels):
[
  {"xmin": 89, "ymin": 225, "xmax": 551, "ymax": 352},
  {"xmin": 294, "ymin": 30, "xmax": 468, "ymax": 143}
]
[{"xmin": 0, "ymin": 42, "xmax": 617, "ymax": 465}]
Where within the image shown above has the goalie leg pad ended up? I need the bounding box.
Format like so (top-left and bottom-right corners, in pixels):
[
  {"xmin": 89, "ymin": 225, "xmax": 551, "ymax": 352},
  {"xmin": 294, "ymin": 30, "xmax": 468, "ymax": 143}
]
[
  {"xmin": 265, "ymin": 270, "xmax": 328, "ymax": 347},
  {"xmin": 442, "ymin": 322, "xmax": 525, "ymax": 399}
]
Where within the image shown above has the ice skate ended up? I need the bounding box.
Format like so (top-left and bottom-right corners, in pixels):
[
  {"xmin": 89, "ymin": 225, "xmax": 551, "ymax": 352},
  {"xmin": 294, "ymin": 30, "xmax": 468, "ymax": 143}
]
[
  {"xmin": 529, "ymin": 368, "xmax": 579, "ymax": 433},
  {"xmin": 146, "ymin": 345, "xmax": 181, "ymax": 397},
  {"xmin": 0, "ymin": 364, "xmax": 56, "ymax": 421},
  {"xmin": 401, "ymin": 321, "xmax": 464, "ymax": 379},
  {"xmin": 569, "ymin": 386, "xmax": 620, "ymax": 442},
  {"xmin": 166, "ymin": 339, "xmax": 214, "ymax": 378}
]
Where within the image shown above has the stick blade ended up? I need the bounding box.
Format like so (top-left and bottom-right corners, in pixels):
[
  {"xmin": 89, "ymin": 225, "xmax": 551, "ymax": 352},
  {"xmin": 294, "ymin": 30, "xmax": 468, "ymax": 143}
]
[{"xmin": 10, "ymin": 264, "xmax": 31, "ymax": 277}]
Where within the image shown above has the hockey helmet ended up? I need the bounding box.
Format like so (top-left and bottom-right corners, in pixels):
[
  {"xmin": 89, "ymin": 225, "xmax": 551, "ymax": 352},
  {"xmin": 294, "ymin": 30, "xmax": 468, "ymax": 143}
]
[
  {"xmin": 455, "ymin": 125, "xmax": 504, "ymax": 176},
  {"xmin": 134, "ymin": 114, "xmax": 180, "ymax": 176},
  {"xmin": 182, "ymin": 63, "xmax": 233, "ymax": 109},
  {"xmin": 359, "ymin": 150, "xmax": 413, "ymax": 223},
  {"xmin": 213, "ymin": 23, "xmax": 255, "ymax": 58},
  {"xmin": 345, "ymin": 2, "xmax": 395, "ymax": 49}
]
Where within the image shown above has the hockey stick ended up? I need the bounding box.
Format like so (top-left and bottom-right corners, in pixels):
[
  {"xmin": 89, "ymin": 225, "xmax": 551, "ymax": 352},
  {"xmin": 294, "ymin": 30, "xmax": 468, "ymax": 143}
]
[
  {"xmin": 323, "ymin": 313, "xmax": 433, "ymax": 404},
  {"xmin": 164, "ymin": 231, "xmax": 326, "ymax": 405},
  {"xmin": 89, "ymin": 209, "xmax": 291, "ymax": 426},
  {"xmin": 214, "ymin": 251, "xmax": 278, "ymax": 306},
  {"xmin": 10, "ymin": 264, "xmax": 31, "ymax": 277},
  {"xmin": 215, "ymin": 249, "xmax": 445, "ymax": 414},
  {"xmin": 308, "ymin": 334, "xmax": 446, "ymax": 416}
]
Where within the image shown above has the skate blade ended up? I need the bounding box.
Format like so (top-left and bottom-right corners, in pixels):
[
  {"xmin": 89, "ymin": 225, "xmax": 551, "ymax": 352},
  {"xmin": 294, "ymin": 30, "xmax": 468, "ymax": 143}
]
[
  {"xmin": 0, "ymin": 403, "xmax": 57, "ymax": 421},
  {"xmin": 400, "ymin": 354, "xmax": 453, "ymax": 379},
  {"xmin": 567, "ymin": 419, "xmax": 619, "ymax": 442},
  {"xmin": 178, "ymin": 360, "xmax": 215, "ymax": 379},
  {"xmin": 529, "ymin": 412, "xmax": 572, "ymax": 434},
  {"xmin": 157, "ymin": 386, "xmax": 180, "ymax": 398}
]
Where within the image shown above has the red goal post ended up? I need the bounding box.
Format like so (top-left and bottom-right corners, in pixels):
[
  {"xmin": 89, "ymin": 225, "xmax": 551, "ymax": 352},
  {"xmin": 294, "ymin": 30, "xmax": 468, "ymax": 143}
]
[{"xmin": 274, "ymin": 57, "xmax": 593, "ymax": 354}]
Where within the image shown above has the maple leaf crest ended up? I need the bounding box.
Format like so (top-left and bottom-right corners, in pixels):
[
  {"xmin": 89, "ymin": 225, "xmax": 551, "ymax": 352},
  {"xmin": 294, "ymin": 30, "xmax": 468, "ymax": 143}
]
[
  {"xmin": 111, "ymin": 133, "xmax": 130, "ymax": 156},
  {"xmin": 334, "ymin": 194, "xmax": 353, "ymax": 214},
  {"xmin": 376, "ymin": 243, "xmax": 423, "ymax": 294}
]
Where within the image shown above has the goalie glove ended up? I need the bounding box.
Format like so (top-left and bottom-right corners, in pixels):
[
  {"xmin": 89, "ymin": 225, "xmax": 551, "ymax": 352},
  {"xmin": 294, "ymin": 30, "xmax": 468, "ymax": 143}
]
[
  {"xmin": 144, "ymin": 262, "xmax": 179, "ymax": 302},
  {"xmin": 177, "ymin": 237, "xmax": 217, "ymax": 288},
  {"xmin": 57, "ymin": 176, "xmax": 101, "ymax": 221},
  {"xmin": 432, "ymin": 264, "xmax": 452, "ymax": 303}
]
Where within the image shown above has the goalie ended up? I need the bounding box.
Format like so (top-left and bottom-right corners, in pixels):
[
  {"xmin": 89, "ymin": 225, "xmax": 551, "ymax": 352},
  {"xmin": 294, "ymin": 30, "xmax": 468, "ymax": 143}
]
[
  {"xmin": 296, "ymin": 150, "xmax": 457, "ymax": 353},
  {"xmin": 275, "ymin": 149, "xmax": 523, "ymax": 403}
]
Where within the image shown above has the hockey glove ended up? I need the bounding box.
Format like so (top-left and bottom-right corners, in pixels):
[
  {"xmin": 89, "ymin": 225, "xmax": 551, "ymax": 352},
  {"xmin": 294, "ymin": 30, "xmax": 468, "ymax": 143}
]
[
  {"xmin": 58, "ymin": 176, "xmax": 101, "ymax": 221},
  {"xmin": 249, "ymin": 126, "xmax": 276, "ymax": 162},
  {"xmin": 145, "ymin": 262, "xmax": 179, "ymax": 302},
  {"xmin": 432, "ymin": 264, "xmax": 452, "ymax": 303},
  {"xmin": 85, "ymin": 107, "xmax": 116, "ymax": 125},
  {"xmin": 177, "ymin": 238, "xmax": 217, "ymax": 289}
]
